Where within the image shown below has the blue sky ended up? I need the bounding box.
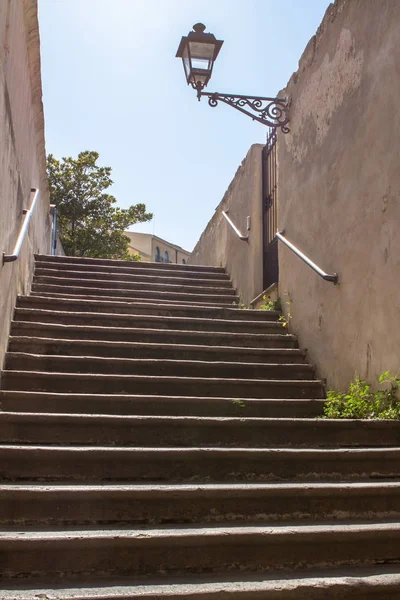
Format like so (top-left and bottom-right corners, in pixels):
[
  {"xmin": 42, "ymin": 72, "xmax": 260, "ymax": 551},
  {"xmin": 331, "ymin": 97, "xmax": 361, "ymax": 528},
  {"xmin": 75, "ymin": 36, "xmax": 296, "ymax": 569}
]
[{"xmin": 39, "ymin": 0, "xmax": 330, "ymax": 252}]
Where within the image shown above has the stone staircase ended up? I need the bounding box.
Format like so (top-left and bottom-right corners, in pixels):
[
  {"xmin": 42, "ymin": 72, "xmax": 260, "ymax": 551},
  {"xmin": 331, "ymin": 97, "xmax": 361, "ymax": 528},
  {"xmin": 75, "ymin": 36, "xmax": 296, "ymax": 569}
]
[{"xmin": 0, "ymin": 254, "xmax": 400, "ymax": 599}]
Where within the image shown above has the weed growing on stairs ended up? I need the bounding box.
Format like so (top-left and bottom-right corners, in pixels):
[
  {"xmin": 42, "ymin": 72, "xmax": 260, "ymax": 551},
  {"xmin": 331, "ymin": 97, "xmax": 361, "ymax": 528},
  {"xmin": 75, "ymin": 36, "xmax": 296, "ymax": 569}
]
[
  {"xmin": 232, "ymin": 398, "xmax": 247, "ymax": 409},
  {"xmin": 324, "ymin": 371, "xmax": 400, "ymax": 419},
  {"xmin": 278, "ymin": 292, "xmax": 292, "ymax": 329}
]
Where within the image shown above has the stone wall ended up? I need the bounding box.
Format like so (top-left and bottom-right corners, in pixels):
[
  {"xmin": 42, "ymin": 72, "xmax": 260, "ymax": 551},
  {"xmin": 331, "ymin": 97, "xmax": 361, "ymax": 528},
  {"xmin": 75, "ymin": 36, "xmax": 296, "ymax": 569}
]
[
  {"xmin": 277, "ymin": 0, "xmax": 400, "ymax": 389},
  {"xmin": 0, "ymin": 0, "xmax": 53, "ymax": 372},
  {"xmin": 189, "ymin": 144, "xmax": 264, "ymax": 306}
]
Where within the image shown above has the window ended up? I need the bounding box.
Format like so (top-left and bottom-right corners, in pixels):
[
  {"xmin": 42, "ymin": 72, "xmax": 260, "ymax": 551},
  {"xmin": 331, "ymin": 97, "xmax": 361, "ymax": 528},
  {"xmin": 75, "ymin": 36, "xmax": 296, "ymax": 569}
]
[
  {"xmin": 164, "ymin": 250, "xmax": 169, "ymax": 263},
  {"xmin": 155, "ymin": 246, "xmax": 160, "ymax": 262}
]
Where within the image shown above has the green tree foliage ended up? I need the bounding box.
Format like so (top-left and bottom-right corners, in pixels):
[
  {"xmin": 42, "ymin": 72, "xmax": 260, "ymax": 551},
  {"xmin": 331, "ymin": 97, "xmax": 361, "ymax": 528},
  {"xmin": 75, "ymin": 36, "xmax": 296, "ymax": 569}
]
[{"xmin": 47, "ymin": 151, "xmax": 153, "ymax": 259}]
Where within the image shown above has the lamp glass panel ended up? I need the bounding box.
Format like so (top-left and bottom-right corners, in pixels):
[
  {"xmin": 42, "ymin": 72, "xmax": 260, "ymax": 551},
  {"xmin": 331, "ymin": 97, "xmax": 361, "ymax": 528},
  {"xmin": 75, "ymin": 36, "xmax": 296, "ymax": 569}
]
[
  {"xmin": 188, "ymin": 41, "xmax": 215, "ymax": 70},
  {"xmin": 182, "ymin": 46, "xmax": 191, "ymax": 83}
]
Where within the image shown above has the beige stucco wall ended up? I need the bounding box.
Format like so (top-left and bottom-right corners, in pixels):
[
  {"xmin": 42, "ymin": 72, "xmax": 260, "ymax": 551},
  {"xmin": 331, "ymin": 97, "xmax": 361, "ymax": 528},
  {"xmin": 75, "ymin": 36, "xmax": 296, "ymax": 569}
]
[
  {"xmin": 0, "ymin": 0, "xmax": 52, "ymax": 373},
  {"xmin": 126, "ymin": 231, "xmax": 190, "ymax": 264},
  {"xmin": 126, "ymin": 232, "xmax": 153, "ymax": 261},
  {"xmin": 277, "ymin": 0, "xmax": 400, "ymax": 389},
  {"xmin": 190, "ymin": 144, "xmax": 264, "ymax": 305}
]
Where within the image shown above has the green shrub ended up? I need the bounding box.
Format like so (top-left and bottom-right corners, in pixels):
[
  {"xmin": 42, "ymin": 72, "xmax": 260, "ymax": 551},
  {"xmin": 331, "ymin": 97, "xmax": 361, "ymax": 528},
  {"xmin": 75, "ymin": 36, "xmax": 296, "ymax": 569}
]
[{"xmin": 323, "ymin": 371, "xmax": 400, "ymax": 419}]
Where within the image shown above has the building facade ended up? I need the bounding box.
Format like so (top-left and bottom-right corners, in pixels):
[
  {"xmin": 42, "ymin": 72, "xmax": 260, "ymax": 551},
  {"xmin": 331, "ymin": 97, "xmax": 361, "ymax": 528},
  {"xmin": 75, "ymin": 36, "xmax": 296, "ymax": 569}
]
[{"xmin": 125, "ymin": 232, "xmax": 190, "ymax": 264}]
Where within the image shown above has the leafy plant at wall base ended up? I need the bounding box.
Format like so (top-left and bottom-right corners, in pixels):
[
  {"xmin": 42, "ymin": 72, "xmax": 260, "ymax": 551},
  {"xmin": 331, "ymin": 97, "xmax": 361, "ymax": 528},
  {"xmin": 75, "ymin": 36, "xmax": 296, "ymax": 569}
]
[
  {"xmin": 258, "ymin": 295, "xmax": 282, "ymax": 311},
  {"xmin": 323, "ymin": 371, "xmax": 400, "ymax": 419}
]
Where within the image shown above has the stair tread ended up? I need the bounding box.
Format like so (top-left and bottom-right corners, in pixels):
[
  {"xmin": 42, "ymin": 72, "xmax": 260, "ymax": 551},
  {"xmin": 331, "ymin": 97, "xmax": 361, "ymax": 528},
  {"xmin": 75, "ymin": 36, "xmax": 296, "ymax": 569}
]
[
  {"xmin": 19, "ymin": 295, "xmax": 277, "ymax": 318},
  {"xmin": 35, "ymin": 254, "xmax": 226, "ymax": 272},
  {"xmin": 31, "ymin": 284, "xmax": 238, "ymax": 300},
  {"xmin": 11, "ymin": 321, "xmax": 297, "ymax": 340},
  {"xmin": 9, "ymin": 336, "xmax": 302, "ymax": 354},
  {"xmin": 3, "ymin": 370, "xmax": 321, "ymax": 383},
  {"xmin": 2, "ymin": 412, "xmax": 399, "ymax": 426},
  {"xmin": 33, "ymin": 276, "xmax": 237, "ymax": 294},
  {"xmin": 35, "ymin": 268, "xmax": 233, "ymax": 285},
  {"xmin": 1, "ymin": 445, "xmax": 399, "ymax": 453},
  {"xmin": 15, "ymin": 308, "xmax": 279, "ymax": 327},
  {"xmin": 6, "ymin": 353, "xmax": 311, "ymax": 368},
  {"xmin": 3, "ymin": 567, "xmax": 400, "ymax": 599},
  {"xmin": 1, "ymin": 480, "xmax": 400, "ymax": 491},
  {"xmin": 30, "ymin": 291, "xmax": 235, "ymax": 307}
]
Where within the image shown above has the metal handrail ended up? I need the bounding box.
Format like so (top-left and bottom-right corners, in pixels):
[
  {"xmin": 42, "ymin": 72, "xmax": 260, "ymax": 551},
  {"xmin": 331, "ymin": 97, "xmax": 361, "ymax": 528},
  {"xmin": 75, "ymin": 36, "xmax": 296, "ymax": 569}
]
[
  {"xmin": 50, "ymin": 204, "xmax": 57, "ymax": 255},
  {"xmin": 3, "ymin": 188, "xmax": 40, "ymax": 264},
  {"xmin": 276, "ymin": 230, "xmax": 339, "ymax": 284},
  {"xmin": 222, "ymin": 210, "xmax": 249, "ymax": 241}
]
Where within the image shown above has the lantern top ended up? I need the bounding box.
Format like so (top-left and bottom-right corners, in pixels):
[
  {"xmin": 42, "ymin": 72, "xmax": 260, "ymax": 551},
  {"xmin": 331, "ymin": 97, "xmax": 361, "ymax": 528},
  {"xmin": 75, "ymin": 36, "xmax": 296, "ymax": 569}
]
[{"xmin": 175, "ymin": 24, "xmax": 224, "ymax": 60}]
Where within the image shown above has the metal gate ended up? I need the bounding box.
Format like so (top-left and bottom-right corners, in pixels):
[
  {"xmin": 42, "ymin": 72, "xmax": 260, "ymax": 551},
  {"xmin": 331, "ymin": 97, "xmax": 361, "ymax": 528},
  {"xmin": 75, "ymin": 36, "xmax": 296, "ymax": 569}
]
[{"xmin": 262, "ymin": 129, "xmax": 279, "ymax": 290}]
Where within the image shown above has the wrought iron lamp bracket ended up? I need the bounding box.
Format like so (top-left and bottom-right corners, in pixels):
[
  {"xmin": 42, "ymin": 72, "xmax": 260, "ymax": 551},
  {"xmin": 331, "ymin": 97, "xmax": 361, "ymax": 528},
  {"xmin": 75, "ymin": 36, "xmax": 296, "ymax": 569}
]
[{"xmin": 194, "ymin": 84, "xmax": 290, "ymax": 133}]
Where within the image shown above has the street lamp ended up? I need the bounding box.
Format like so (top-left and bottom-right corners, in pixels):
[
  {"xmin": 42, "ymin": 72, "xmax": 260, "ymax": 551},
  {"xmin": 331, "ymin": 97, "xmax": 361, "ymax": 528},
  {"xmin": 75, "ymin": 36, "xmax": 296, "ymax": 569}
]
[{"xmin": 176, "ymin": 24, "xmax": 290, "ymax": 133}]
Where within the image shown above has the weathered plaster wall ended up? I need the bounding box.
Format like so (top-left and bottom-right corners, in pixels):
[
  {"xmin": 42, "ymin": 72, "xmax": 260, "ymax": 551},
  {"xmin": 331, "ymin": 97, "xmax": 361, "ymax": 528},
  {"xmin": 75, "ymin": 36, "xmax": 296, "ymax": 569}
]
[
  {"xmin": 0, "ymin": 0, "xmax": 52, "ymax": 372},
  {"xmin": 277, "ymin": 0, "xmax": 400, "ymax": 389},
  {"xmin": 190, "ymin": 144, "xmax": 264, "ymax": 305}
]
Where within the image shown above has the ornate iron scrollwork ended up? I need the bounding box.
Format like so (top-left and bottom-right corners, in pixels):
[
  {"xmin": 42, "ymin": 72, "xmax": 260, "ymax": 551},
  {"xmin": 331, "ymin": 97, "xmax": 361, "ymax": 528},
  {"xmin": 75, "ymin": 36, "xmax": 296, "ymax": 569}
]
[{"xmin": 197, "ymin": 89, "xmax": 290, "ymax": 133}]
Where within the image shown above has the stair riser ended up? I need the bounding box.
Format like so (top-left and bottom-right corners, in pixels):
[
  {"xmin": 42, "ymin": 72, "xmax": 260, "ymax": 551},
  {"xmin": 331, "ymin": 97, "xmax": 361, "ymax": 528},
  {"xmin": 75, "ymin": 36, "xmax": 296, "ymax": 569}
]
[
  {"xmin": 0, "ymin": 393, "xmax": 326, "ymax": 417},
  {"xmin": 17, "ymin": 297, "xmax": 279, "ymax": 321},
  {"xmin": 13, "ymin": 311, "xmax": 283, "ymax": 334},
  {"xmin": 3, "ymin": 487, "xmax": 400, "ymax": 526},
  {"xmin": 0, "ymin": 448, "xmax": 398, "ymax": 482},
  {"xmin": 10, "ymin": 323, "xmax": 297, "ymax": 348},
  {"xmin": 5, "ymin": 355, "xmax": 313, "ymax": 380},
  {"xmin": 35, "ymin": 255, "xmax": 226, "ymax": 273},
  {"xmin": 33, "ymin": 276, "xmax": 236, "ymax": 296},
  {"xmin": 1, "ymin": 372, "xmax": 324, "ymax": 398},
  {"xmin": 0, "ymin": 416, "xmax": 398, "ymax": 448},
  {"xmin": 31, "ymin": 284, "xmax": 238, "ymax": 304},
  {"xmin": 35, "ymin": 261, "xmax": 230, "ymax": 280},
  {"xmin": 34, "ymin": 268, "xmax": 233, "ymax": 288},
  {"xmin": 0, "ymin": 530, "xmax": 399, "ymax": 578},
  {"xmin": 8, "ymin": 339, "xmax": 304, "ymax": 364}
]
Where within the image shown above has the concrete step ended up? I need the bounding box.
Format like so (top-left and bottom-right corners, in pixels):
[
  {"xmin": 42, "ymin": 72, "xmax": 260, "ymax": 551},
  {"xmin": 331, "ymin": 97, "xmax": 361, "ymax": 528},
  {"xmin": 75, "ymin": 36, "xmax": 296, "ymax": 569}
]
[
  {"xmin": 35, "ymin": 267, "xmax": 233, "ymax": 288},
  {"xmin": 2, "ymin": 481, "xmax": 400, "ymax": 526},
  {"xmin": 33, "ymin": 275, "xmax": 237, "ymax": 297},
  {"xmin": 10, "ymin": 321, "xmax": 298, "ymax": 348},
  {"xmin": 13, "ymin": 308, "xmax": 284, "ymax": 334},
  {"xmin": 35, "ymin": 254, "xmax": 226, "ymax": 274},
  {"xmin": 5, "ymin": 354, "xmax": 314, "ymax": 380},
  {"xmin": 0, "ymin": 522, "xmax": 400, "ymax": 578},
  {"xmin": 3, "ymin": 567, "xmax": 400, "ymax": 599},
  {"xmin": 0, "ymin": 446, "xmax": 398, "ymax": 482},
  {"xmin": 35, "ymin": 259, "xmax": 231, "ymax": 280},
  {"xmin": 31, "ymin": 282, "xmax": 239, "ymax": 304},
  {"xmin": 8, "ymin": 337, "xmax": 305, "ymax": 364},
  {"xmin": 0, "ymin": 413, "xmax": 398, "ymax": 448},
  {"xmin": 30, "ymin": 290, "xmax": 235, "ymax": 307},
  {"xmin": 17, "ymin": 295, "xmax": 278, "ymax": 321},
  {"xmin": 0, "ymin": 391, "xmax": 326, "ymax": 418},
  {"xmin": 1, "ymin": 371, "xmax": 324, "ymax": 397}
]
